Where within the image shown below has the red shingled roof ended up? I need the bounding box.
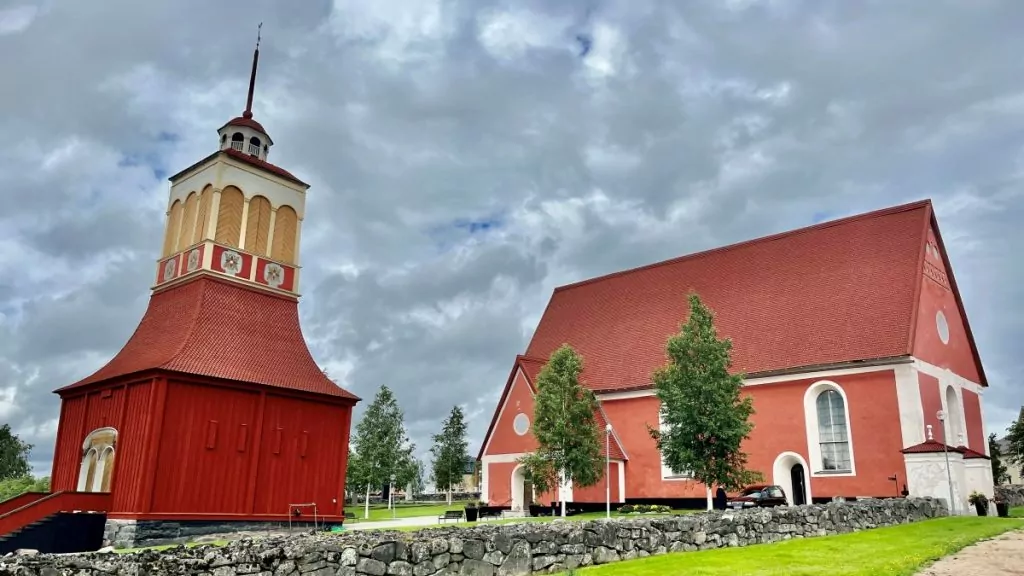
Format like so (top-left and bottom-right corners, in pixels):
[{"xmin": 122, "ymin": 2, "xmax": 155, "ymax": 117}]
[
  {"xmin": 958, "ymin": 446, "xmax": 990, "ymax": 460},
  {"xmin": 222, "ymin": 148, "xmax": 306, "ymax": 187},
  {"xmin": 221, "ymin": 116, "xmax": 270, "ymax": 137},
  {"xmin": 56, "ymin": 276, "xmax": 358, "ymax": 400},
  {"xmin": 524, "ymin": 200, "xmax": 938, "ymax": 393},
  {"xmin": 901, "ymin": 440, "xmax": 964, "ymax": 455}
]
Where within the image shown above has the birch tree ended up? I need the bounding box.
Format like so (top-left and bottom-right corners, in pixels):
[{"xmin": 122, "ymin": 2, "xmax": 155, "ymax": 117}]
[
  {"xmin": 649, "ymin": 292, "xmax": 762, "ymax": 510},
  {"xmin": 517, "ymin": 344, "xmax": 603, "ymax": 517},
  {"xmin": 430, "ymin": 405, "xmax": 470, "ymax": 505},
  {"xmin": 348, "ymin": 385, "xmax": 416, "ymax": 518}
]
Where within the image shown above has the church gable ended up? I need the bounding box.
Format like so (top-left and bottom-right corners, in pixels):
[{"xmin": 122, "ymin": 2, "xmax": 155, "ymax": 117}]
[
  {"xmin": 479, "ymin": 366, "xmax": 539, "ymax": 457},
  {"xmin": 911, "ymin": 221, "xmax": 985, "ymax": 385}
]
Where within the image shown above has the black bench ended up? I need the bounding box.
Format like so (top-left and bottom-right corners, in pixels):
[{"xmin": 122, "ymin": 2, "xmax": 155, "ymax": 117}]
[
  {"xmin": 438, "ymin": 510, "xmax": 463, "ymax": 523},
  {"xmin": 344, "ymin": 511, "xmax": 356, "ymax": 522},
  {"xmin": 477, "ymin": 507, "xmax": 504, "ymax": 520}
]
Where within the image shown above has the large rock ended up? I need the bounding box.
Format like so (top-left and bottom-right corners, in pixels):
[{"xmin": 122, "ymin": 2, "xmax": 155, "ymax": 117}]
[{"xmin": 0, "ymin": 498, "xmax": 946, "ymax": 576}]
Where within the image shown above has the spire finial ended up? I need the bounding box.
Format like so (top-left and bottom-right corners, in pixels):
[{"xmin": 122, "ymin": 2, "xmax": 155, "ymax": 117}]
[
  {"xmin": 243, "ymin": 22, "xmax": 262, "ymax": 119},
  {"xmin": 926, "ymin": 424, "xmax": 934, "ymax": 441}
]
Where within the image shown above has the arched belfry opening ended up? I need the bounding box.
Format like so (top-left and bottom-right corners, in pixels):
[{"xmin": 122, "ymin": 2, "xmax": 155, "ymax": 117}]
[{"xmin": 77, "ymin": 427, "xmax": 118, "ymax": 493}]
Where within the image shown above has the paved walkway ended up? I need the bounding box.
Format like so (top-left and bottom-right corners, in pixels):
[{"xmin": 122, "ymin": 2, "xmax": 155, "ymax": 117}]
[{"xmin": 915, "ymin": 530, "xmax": 1024, "ymax": 575}]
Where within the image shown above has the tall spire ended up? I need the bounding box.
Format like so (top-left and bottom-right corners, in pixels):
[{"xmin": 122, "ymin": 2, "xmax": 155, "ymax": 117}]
[{"xmin": 243, "ymin": 22, "xmax": 262, "ymax": 119}]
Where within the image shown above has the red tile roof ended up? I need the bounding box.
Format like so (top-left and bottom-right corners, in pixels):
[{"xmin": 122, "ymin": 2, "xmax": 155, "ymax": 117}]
[
  {"xmin": 524, "ymin": 200, "xmax": 938, "ymax": 393},
  {"xmin": 221, "ymin": 116, "xmax": 270, "ymax": 137},
  {"xmin": 900, "ymin": 440, "xmax": 964, "ymax": 455},
  {"xmin": 168, "ymin": 149, "xmax": 308, "ymax": 188},
  {"xmin": 958, "ymin": 446, "xmax": 990, "ymax": 460},
  {"xmin": 222, "ymin": 148, "xmax": 307, "ymax": 187},
  {"xmin": 55, "ymin": 276, "xmax": 358, "ymax": 401},
  {"xmin": 477, "ymin": 355, "xmax": 627, "ymax": 461}
]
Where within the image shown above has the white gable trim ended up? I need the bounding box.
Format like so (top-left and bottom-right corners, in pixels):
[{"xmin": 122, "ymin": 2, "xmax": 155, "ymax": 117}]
[
  {"xmin": 913, "ymin": 359, "xmax": 983, "ymax": 395},
  {"xmin": 480, "ymin": 367, "xmax": 532, "ymax": 457}
]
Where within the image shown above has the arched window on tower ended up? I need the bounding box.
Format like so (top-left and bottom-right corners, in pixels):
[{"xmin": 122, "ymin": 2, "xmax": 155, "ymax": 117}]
[
  {"xmin": 221, "ymin": 133, "xmax": 227, "ymax": 145},
  {"xmin": 816, "ymin": 390, "xmax": 851, "ymax": 472},
  {"xmin": 248, "ymin": 137, "xmax": 261, "ymax": 157},
  {"xmin": 231, "ymin": 132, "xmax": 244, "ymax": 152},
  {"xmin": 77, "ymin": 427, "xmax": 118, "ymax": 493}
]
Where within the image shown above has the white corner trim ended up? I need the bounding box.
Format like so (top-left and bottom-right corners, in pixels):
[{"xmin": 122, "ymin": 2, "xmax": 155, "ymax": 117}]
[
  {"xmin": 598, "ymin": 363, "xmax": 902, "ymax": 402},
  {"xmin": 618, "ymin": 461, "xmax": 626, "ymax": 502},
  {"xmin": 803, "ymin": 380, "xmax": 857, "ymax": 478},
  {"xmin": 894, "ymin": 363, "xmax": 926, "ymax": 448},
  {"xmin": 480, "ymin": 367, "xmax": 532, "ymax": 457}
]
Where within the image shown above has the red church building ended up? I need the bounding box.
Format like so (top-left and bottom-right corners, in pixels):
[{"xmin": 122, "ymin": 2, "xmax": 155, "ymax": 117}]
[
  {"xmin": 478, "ymin": 200, "xmax": 995, "ymax": 516},
  {"xmin": 0, "ymin": 42, "xmax": 358, "ymax": 550}
]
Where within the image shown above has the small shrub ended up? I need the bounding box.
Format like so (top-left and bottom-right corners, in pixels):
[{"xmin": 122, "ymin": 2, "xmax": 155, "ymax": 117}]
[{"xmin": 618, "ymin": 504, "xmax": 634, "ymax": 514}]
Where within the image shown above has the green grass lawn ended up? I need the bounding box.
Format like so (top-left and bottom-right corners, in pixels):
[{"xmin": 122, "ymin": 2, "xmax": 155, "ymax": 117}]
[
  {"xmin": 571, "ymin": 517, "xmax": 1024, "ymax": 576},
  {"xmin": 1010, "ymin": 506, "xmax": 1024, "ymax": 518},
  {"xmin": 350, "ymin": 501, "xmax": 471, "ymax": 521}
]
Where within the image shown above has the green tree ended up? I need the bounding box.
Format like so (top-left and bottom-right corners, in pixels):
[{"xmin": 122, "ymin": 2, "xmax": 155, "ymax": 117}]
[
  {"xmin": 348, "ymin": 385, "xmax": 416, "ymax": 518},
  {"xmin": 989, "ymin": 433, "xmax": 1010, "ymax": 485},
  {"xmin": 649, "ymin": 292, "xmax": 762, "ymax": 510},
  {"xmin": 0, "ymin": 424, "xmax": 32, "ymax": 480},
  {"xmin": 0, "ymin": 476, "xmax": 49, "ymax": 501},
  {"xmin": 517, "ymin": 344, "xmax": 603, "ymax": 517},
  {"xmin": 430, "ymin": 405, "xmax": 470, "ymax": 505},
  {"xmin": 344, "ymin": 446, "xmax": 364, "ymax": 505},
  {"xmin": 1005, "ymin": 407, "xmax": 1024, "ymax": 468}
]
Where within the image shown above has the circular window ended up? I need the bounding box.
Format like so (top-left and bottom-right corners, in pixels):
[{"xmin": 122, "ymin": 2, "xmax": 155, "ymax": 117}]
[
  {"xmin": 936, "ymin": 310, "xmax": 950, "ymax": 345},
  {"xmin": 513, "ymin": 413, "xmax": 530, "ymax": 436}
]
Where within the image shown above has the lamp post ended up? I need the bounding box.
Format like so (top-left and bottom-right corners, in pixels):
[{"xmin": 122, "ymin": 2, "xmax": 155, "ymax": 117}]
[
  {"xmin": 937, "ymin": 410, "xmax": 956, "ymax": 515},
  {"xmin": 605, "ymin": 423, "xmax": 612, "ymax": 519}
]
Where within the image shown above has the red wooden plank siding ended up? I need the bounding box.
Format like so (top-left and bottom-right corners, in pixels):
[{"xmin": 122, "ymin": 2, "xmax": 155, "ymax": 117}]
[
  {"xmin": 51, "ymin": 396, "xmax": 87, "ymax": 491},
  {"xmin": 111, "ymin": 381, "xmax": 154, "ymax": 513},
  {"xmin": 150, "ymin": 381, "xmax": 258, "ymax": 514}
]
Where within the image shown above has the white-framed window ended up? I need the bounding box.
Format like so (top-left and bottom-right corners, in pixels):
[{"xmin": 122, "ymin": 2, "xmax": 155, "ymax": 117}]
[
  {"xmin": 804, "ymin": 381, "xmax": 856, "ymax": 476},
  {"xmin": 658, "ymin": 409, "xmax": 692, "ymax": 481}
]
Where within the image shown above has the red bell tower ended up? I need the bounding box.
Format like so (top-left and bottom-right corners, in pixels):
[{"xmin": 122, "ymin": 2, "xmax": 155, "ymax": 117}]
[{"xmin": 46, "ymin": 30, "xmax": 359, "ymax": 547}]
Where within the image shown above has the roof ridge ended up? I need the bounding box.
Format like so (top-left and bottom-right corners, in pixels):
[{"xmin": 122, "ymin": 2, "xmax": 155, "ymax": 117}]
[{"xmin": 553, "ymin": 199, "xmax": 933, "ymax": 294}]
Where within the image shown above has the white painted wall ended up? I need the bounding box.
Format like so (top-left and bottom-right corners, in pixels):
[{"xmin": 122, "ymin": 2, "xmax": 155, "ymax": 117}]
[{"xmin": 904, "ymin": 452, "xmax": 968, "ymax": 515}]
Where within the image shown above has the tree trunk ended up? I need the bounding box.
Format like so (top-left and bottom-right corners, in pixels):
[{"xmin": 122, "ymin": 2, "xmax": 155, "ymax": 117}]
[
  {"xmin": 706, "ymin": 486, "xmax": 713, "ymax": 511},
  {"xmin": 447, "ymin": 485, "xmax": 452, "ymax": 505},
  {"xmin": 364, "ymin": 484, "xmax": 371, "ymax": 519}
]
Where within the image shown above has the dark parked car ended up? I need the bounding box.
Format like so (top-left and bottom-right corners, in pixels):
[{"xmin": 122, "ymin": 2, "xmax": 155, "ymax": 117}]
[{"xmin": 727, "ymin": 484, "xmax": 788, "ymax": 509}]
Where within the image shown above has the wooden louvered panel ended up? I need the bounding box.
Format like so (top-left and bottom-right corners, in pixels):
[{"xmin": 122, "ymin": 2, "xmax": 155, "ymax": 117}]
[
  {"xmin": 162, "ymin": 200, "xmax": 183, "ymax": 257},
  {"xmin": 215, "ymin": 187, "xmax": 245, "ymax": 247},
  {"xmin": 192, "ymin": 186, "xmax": 213, "ymax": 244},
  {"xmin": 245, "ymin": 196, "xmax": 272, "ymax": 256},
  {"xmin": 177, "ymin": 192, "xmax": 199, "ymax": 252},
  {"xmin": 271, "ymin": 205, "xmax": 298, "ymax": 264}
]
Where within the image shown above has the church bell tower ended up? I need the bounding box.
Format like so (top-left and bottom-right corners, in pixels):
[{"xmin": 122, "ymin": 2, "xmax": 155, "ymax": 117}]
[{"xmin": 156, "ymin": 27, "xmax": 307, "ymax": 296}]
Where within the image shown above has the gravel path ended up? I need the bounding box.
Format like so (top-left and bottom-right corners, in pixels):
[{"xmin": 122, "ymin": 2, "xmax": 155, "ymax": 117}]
[{"xmin": 916, "ymin": 530, "xmax": 1024, "ymax": 575}]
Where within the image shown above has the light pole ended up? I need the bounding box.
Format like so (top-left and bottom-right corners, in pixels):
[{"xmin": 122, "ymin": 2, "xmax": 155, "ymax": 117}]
[
  {"xmin": 605, "ymin": 423, "xmax": 612, "ymax": 519},
  {"xmin": 937, "ymin": 410, "xmax": 956, "ymax": 515}
]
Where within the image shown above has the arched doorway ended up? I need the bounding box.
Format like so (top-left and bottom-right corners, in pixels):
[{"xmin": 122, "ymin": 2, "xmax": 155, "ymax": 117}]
[
  {"xmin": 77, "ymin": 427, "xmax": 118, "ymax": 492},
  {"xmin": 510, "ymin": 465, "xmax": 534, "ymax": 512},
  {"xmin": 790, "ymin": 463, "xmax": 807, "ymax": 506},
  {"xmin": 772, "ymin": 452, "xmax": 811, "ymax": 506}
]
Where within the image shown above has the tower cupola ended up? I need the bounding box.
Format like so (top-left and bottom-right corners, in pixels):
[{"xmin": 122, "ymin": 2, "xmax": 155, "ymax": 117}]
[{"xmin": 218, "ymin": 24, "xmax": 273, "ymax": 161}]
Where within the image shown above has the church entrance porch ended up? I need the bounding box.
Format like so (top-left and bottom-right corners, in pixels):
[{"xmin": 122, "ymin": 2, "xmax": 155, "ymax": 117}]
[{"xmin": 773, "ymin": 451, "xmax": 811, "ymax": 506}]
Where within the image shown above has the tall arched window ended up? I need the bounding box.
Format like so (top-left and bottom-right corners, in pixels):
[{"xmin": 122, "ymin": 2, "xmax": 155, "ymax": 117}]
[
  {"xmin": 804, "ymin": 380, "xmax": 856, "ymax": 476},
  {"xmin": 944, "ymin": 385, "xmax": 964, "ymax": 445},
  {"xmin": 816, "ymin": 390, "xmax": 851, "ymax": 471},
  {"xmin": 215, "ymin": 186, "xmax": 245, "ymax": 247}
]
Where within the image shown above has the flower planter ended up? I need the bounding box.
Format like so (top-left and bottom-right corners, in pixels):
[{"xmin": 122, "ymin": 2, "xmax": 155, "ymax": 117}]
[
  {"xmin": 973, "ymin": 501, "xmax": 989, "ymax": 516},
  {"xmin": 464, "ymin": 507, "xmax": 478, "ymax": 522}
]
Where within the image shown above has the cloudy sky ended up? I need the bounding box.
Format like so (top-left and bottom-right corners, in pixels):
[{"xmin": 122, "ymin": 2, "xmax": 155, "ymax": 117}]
[{"xmin": 1, "ymin": 0, "xmax": 1022, "ymax": 475}]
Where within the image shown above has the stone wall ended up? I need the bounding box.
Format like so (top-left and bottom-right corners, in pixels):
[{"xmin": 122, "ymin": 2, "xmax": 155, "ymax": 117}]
[
  {"xmin": 1, "ymin": 498, "xmax": 946, "ymax": 576},
  {"xmin": 996, "ymin": 485, "xmax": 1024, "ymax": 507}
]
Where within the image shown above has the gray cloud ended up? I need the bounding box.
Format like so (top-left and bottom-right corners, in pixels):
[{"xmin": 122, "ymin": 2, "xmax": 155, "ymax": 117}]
[{"xmin": 2, "ymin": 0, "xmax": 1023, "ymax": 476}]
